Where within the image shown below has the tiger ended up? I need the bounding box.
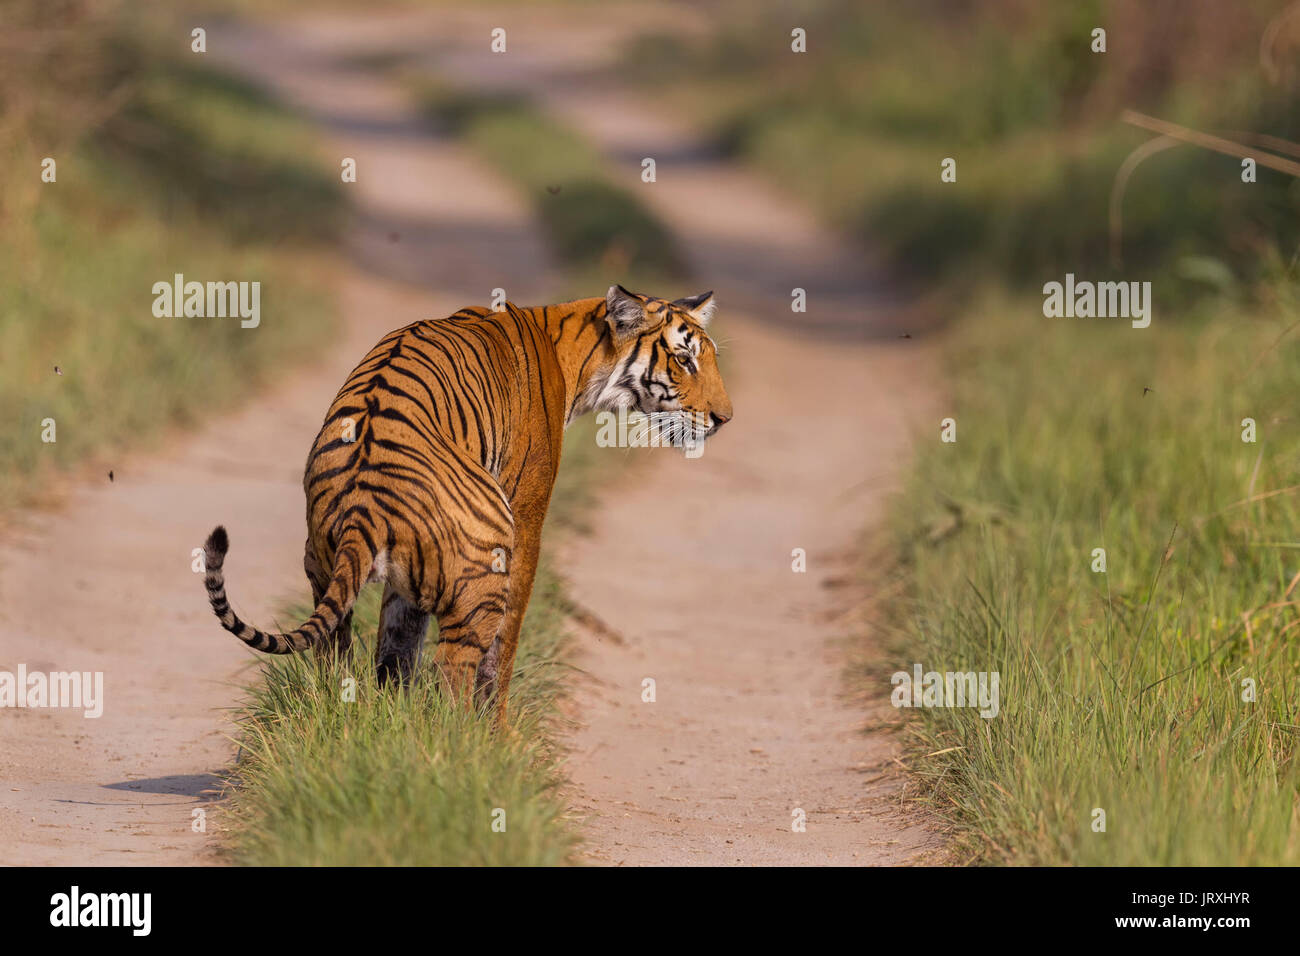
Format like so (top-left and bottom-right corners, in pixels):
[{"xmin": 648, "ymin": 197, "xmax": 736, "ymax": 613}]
[{"xmin": 202, "ymin": 285, "xmax": 732, "ymax": 725}]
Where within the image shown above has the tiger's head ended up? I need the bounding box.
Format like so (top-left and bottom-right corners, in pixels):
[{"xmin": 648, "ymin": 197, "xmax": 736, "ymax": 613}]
[{"xmin": 592, "ymin": 284, "xmax": 733, "ymax": 450}]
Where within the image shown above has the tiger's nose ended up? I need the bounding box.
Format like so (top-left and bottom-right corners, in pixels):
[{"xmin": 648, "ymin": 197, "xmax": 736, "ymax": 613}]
[{"xmin": 710, "ymin": 410, "xmax": 731, "ymax": 430}]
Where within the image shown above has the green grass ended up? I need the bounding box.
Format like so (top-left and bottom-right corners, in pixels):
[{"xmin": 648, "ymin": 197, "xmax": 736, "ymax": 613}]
[
  {"xmin": 0, "ymin": 9, "xmax": 341, "ymax": 503},
  {"xmin": 413, "ymin": 81, "xmax": 688, "ymax": 286},
  {"xmin": 225, "ymin": 562, "xmax": 580, "ymax": 866},
  {"xmin": 880, "ymin": 285, "xmax": 1300, "ymax": 865}
]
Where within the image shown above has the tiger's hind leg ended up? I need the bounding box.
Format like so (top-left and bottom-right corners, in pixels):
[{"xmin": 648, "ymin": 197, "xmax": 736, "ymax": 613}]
[
  {"xmin": 421, "ymin": 436, "xmax": 514, "ymax": 709},
  {"xmin": 433, "ymin": 572, "xmax": 510, "ymax": 708},
  {"xmin": 305, "ymin": 541, "xmax": 353, "ymax": 659},
  {"xmin": 375, "ymin": 583, "xmax": 430, "ymax": 687},
  {"xmin": 475, "ymin": 636, "xmax": 502, "ymax": 705}
]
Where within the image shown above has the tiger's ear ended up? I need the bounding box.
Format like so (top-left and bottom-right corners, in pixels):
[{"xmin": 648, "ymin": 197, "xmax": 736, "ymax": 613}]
[
  {"xmin": 673, "ymin": 290, "xmax": 715, "ymax": 327},
  {"xmin": 605, "ymin": 285, "xmax": 652, "ymax": 337}
]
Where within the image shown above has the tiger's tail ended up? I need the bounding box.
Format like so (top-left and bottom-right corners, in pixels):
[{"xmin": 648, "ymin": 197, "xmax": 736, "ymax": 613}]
[{"xmin": 202, "ymin": 524, "xmax": 372, "ymax": 654}]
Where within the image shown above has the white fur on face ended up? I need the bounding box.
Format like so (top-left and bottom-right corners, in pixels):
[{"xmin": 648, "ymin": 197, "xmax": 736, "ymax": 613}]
[{"xmin": 665, "ymin": 320, "xmax": 708, "ymax": 358}]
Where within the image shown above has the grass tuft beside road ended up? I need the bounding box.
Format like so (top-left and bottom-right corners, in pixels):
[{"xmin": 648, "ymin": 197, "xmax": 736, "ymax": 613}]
[{"xmin": 225, "ymin": 563, "xmax": 579, "ymax": 866}]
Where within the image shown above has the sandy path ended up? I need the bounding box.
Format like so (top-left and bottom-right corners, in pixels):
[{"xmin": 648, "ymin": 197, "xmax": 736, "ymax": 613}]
[
  {"xmin": 560, "ymin": 329, "xmax": 939, "ymax": 865},
  {"xmin": 0, "ymin": 20, "xmax": 552, "ymax": 864}
]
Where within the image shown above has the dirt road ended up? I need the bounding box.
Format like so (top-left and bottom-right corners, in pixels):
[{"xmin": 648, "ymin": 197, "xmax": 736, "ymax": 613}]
[{"xmin": 0, "ymin": 4, "xmax": 941, "ymax": 865}]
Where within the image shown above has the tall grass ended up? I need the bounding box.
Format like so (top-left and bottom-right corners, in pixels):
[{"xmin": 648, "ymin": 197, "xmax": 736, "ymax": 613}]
[
  {"xmin": 226, "ymin": 563, "xmax": 580, "ymax": 866},
  {"xmin": 881, "ymin": 285, "xmax": 1300, "ymax": 864}
]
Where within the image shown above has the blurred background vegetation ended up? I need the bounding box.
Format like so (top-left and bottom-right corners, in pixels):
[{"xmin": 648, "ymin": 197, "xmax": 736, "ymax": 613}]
[
  {"xmin": 412, "ymin": 80, "xmax": 688, "ymax": 288},
  {"xmin": 637, "ymin": 0, "xmax": 1300, "ymax": 298},
  {"xmin": 0, "ymin": 0, "xmax": 340, "ymax": 505}
]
